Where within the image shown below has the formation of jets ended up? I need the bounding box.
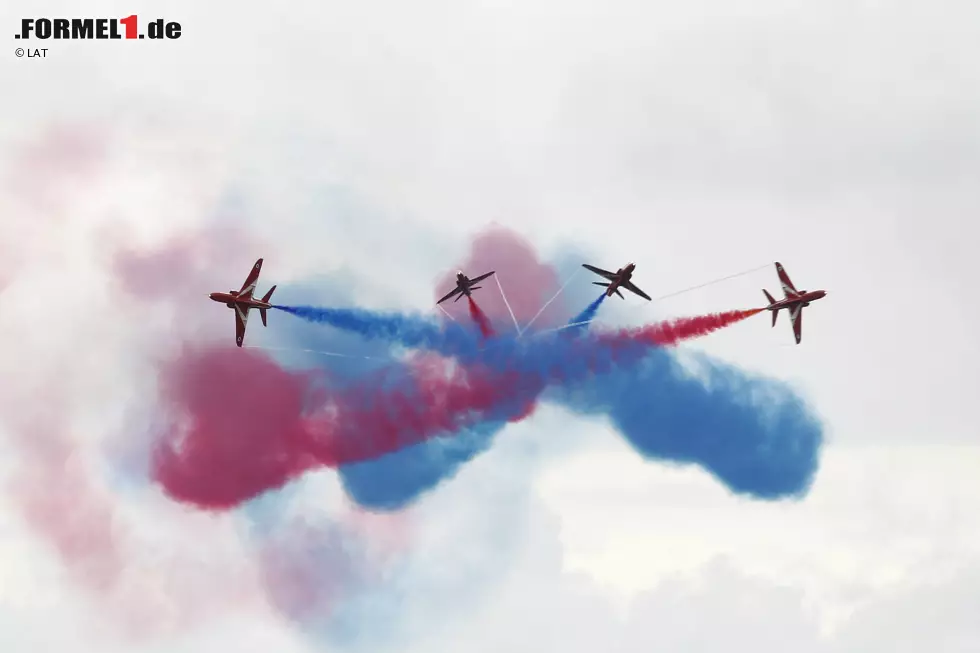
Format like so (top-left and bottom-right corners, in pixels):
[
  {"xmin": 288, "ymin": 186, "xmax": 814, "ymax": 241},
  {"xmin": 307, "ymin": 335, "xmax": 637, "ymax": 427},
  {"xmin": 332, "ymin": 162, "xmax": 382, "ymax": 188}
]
[{"xmin": 210, "ymin": 259, "xmax": 826, "ymax": 346}]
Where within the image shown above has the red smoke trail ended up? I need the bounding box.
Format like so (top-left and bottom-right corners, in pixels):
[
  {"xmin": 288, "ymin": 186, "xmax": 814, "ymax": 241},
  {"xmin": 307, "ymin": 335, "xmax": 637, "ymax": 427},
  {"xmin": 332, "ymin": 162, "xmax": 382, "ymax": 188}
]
[
  {"xmin": 151, "ymin": 308, "xmax": 763, "ymax": 511},
  {"xmin": 610, "ymin": 308, "xmax": 764, "ymax": 348},
  {"xmin": 151, "ymin": 348, "xmax": 530, "ymax": 509},
  {"xmin": 467, "ymin": 297, "xmax": 495, "ymax": 338},
  {"xmin": 520, "ymin": 308, "xmax": 768, "ymax": 388},
  {"xmin": 309, "ymin": 358, "xmax": 535, "ymax": 467},
  {"xmin": 151, "ymin": 346, "xmax": 322, "ymax": 510}
]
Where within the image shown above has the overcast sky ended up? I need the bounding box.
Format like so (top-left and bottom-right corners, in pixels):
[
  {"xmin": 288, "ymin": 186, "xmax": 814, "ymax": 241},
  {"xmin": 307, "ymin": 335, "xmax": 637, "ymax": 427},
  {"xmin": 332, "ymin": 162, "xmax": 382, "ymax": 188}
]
[{"xmin": 2, "ymin": 0, "xmax": 979, "ymax": 651}]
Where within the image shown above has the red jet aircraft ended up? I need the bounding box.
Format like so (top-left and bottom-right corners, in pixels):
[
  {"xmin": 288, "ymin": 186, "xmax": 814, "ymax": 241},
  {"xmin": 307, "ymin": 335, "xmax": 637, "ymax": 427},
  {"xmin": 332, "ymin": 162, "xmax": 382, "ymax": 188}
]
[
  {"xmin": 208, "ymin": 258, "xmax": 277, "ymax": 347},
  {"xmin": 437, "ymin": 270, "xmax": 495, "ymax": 304},
  {"xmin": 763, "ymin": 262, "xmax": 827, "ymax": 344},
  {"xmin": 582, "ymin": 262, "xmax": 652, "ymax": 300}
]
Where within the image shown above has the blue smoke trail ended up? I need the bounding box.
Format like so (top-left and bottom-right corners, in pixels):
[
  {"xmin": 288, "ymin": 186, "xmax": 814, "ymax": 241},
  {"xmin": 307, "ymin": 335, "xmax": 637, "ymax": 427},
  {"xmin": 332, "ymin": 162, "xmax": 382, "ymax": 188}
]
[
  {"xmin": 273, "ymin": 295, "xmax": 822, "ymax": 502},
  {"xmin": 267, "ymin": 299, "xmax": 516, "ymax": 510},
  {"xmin": 274, "ymin": 304, "xmax": 454, "ymax": 349},
  {"xmin": 546, "ymin": 349, "xmax": 821, "ymax": 498},
  {"xmin": 568, "ymin": 293, "xmax": 606, "ymax": 328},
  {"xmin": 275, "ymin": 298, "xmax": 628, "ymax": 378}
]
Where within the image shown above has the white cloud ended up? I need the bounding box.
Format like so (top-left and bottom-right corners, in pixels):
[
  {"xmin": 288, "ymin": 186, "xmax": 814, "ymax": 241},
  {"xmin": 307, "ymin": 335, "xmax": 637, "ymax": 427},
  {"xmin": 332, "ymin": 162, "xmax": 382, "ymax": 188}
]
[
  {"xmin": 538, "ymin": 437, "xmax": 980, "ymax": 620},
  {"xmin": 409, "ymin": 430, "xmax": 980, "ymax": 653}
]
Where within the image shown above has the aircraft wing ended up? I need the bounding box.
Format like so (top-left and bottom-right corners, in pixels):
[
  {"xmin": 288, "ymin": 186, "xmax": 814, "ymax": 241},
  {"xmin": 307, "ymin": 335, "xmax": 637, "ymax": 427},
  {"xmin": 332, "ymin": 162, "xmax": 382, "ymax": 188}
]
[
  {"xmin": 790, "ymin": 304, "xmax": 803, "ymax": 344},
  {"xmin": 238, "ymin": 259, "xmax": 264, "ymax": 300},
  {"xmin": 436, "ymin": 286, "xmax": 463, "ymax": 304},
  {"xmin": 774, "ymin": 262, "xmax": 799, "ymax": 297},
  {"xmin": 622, "ymin": 280, "xmax": 652, "ymax": 301},
  {"xmin": 582, "ymin": 264, "xmax": 618, "ymax": 280},
  {"xmin": 235, "ymin": 305, "xmax": 250, "ymax": 347},
  {"xmin": 468, "ymin": 271, "xmax": 495, "ymax": 284}
]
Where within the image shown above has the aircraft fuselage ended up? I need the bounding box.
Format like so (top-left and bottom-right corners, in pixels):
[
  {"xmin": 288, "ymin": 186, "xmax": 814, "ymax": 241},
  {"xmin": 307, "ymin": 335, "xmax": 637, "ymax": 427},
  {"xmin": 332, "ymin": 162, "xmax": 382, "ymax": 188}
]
[
  {"xmin": 455, "ymin": 272, "xmax": 474, "ymax": 296},
  {"xmin": 604, "ymin": 263, "xmax": 636, "ymax": 297},
  {"xmin": 766, "ymin": 289, "xmax": 827, "ymax": 312},
  {"xmin": 208, "ymin": 291, "xmax": 273, "ymax": 311}
]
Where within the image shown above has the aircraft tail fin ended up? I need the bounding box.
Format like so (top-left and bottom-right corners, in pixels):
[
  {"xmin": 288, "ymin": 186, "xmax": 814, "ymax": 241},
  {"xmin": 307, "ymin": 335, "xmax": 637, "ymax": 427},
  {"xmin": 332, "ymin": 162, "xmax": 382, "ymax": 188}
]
[
  {"xmin": 454, "ymin": 293, "xmax": 464, "ymax": 302},
  {"xmin": 592, "ymin": 282, "xmax": 610, "ymax": 287},
  {"xmin": 259, "ymin": 285, "xmax": 276, "ymax": 326},
  {"xmin": 763, "ymin": 289, "xmax": 778, "ymax": 326},
  {"xmin": 470, "ymin": 286, "xmax": 482, "ymax": 291},
  {"xmin": 615, "ymin": 288, "xmax": 624, "ymax": 299}
]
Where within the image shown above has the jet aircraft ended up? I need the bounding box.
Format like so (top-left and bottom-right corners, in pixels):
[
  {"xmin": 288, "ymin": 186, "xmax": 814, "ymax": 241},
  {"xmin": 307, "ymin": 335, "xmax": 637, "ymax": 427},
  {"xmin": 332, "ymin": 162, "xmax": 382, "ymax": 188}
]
[
  {"xmin": 437, "ymin": 270, "xmax": 495, "ymax": 304},
  {"xmin": 763, "ymin": 261, "xmax": 827, "ymax": 344},
  {"xmin": 208, "ymin": 258, "xmax": 276, "ymax": 347},
  {"xmin": 582, "ymin": 262, "xmax": 652, "ymax": 300}
]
